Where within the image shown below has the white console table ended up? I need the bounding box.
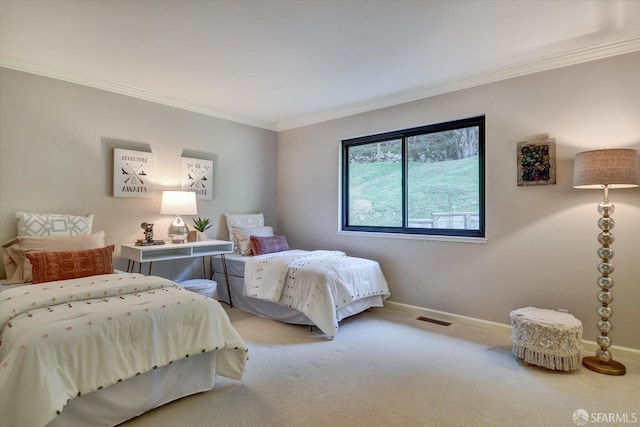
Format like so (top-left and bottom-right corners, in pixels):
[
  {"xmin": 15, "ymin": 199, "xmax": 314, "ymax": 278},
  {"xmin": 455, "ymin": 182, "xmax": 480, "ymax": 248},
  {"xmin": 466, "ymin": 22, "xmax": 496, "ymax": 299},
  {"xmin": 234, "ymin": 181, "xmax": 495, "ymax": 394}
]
[{"xmin": 120, "ymin": 240, "xmax": 235, "ymax": 306}]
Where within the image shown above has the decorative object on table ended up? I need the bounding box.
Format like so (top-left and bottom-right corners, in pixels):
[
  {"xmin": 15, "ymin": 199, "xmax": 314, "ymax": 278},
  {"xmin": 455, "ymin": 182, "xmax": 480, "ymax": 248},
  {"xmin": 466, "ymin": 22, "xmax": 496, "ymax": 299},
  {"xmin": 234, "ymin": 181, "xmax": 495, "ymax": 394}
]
[
  {"xmin": 113, "ymin": 148, "xmax": 153, "ymax": 198},
  {"xmin": 192, "ymin": 217, "xmax": 212, "ymax": 241},
  {"xmin": 573, "ymin": 148, "xmax": 639, "ymax": 376},
  {"xmin": 510, "ymin": 307, "xmax": 583, "ymax": 371},
  {"xmin": 181, "ymin": 157, "xmax": 213, "ymax": 200},
  {"xmin": 141, "ymin": 222, "xmax": 154, "ymax": 242},
  {"xmin": 160, "ymin": 191, "xmax": 198, "ymax": 243},
  {"xmin": 135, "ymin": 222, "xmax": 165, "ymax": 246},
  {"xmin": 517, "ymin": 134, "xmax": 556, "ymax": 186}
]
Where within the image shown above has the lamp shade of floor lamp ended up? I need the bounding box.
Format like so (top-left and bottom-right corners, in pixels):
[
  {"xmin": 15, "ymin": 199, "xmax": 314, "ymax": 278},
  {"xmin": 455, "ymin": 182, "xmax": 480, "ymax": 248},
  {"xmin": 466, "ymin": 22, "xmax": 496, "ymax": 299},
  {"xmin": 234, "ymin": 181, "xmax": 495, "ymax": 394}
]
[
  {"xmin": 573, "ymin": 148, "xmax": 639, "ymax": 376},
  {"xmin": 160, "ymin": 191, "xmax": 198, "ymax": 243}
]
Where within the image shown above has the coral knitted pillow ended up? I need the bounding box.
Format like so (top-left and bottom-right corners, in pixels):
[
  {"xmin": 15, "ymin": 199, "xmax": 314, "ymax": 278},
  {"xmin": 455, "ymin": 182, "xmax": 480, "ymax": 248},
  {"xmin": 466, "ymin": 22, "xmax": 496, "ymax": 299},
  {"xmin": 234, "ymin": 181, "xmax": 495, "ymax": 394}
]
[{"xmin": 26, "ymin": 245, "xmax": 115, "ymax": 284}]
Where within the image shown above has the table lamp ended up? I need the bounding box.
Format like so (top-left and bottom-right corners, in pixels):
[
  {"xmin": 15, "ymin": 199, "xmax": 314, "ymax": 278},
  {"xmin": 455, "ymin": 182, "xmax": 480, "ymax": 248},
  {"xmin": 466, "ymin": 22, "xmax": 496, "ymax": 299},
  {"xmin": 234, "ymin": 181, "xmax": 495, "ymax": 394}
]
[
  {"xmin": 572, "ymin": 148, "xmax": 639, "ymax": 376},
  {"xmin": 160, "ymin": 191, "xmax": 198, "ymax": 243}
]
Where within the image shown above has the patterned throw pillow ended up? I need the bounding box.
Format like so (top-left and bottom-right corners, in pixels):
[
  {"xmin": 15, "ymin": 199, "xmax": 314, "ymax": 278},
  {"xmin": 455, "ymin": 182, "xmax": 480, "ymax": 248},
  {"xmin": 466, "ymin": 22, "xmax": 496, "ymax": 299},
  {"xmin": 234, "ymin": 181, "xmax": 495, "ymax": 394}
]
[
  {"xmin": 26, "ymin": 245, "xmax": 115, "ymax": 284},
  {"xmin": 1, "ymin": 231, "xmax": 107, "ymax": 284},
  {"xmin": 225, "ymin": 213, "xmax": 264, "ymax": 253},
  {"xmin": 250, "ymin": 235, "xmax": 289, "ymax": 255},
  {"xmin": 232, "ymin": 226, "xmax": 273, "ymax": 255},
  {"xmin": 16, "ymin": 212, "xmax": 94, "ymax": 236}
]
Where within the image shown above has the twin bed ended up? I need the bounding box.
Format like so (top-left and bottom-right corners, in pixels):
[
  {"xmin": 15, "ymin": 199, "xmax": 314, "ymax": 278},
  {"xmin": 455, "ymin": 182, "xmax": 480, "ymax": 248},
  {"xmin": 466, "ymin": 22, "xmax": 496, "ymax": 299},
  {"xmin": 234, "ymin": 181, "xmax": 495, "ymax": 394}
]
[
  {"xmin": 213, "ymin": 251, "xmax": 389, "ymax": 339},
  {"xmin": 1, "ymin": 211, "xmax": 390, "ymax": 426},
  {"xmin": 0, "ymin": 212, "xmax": 248, "ymax": 427},
  {"xmin": 212, "ymin": 213, "xmax": 390, "ymax": 339},
  {"xmin": 0, "ymin": 273, "xmax": 248, "ymax": 427}
]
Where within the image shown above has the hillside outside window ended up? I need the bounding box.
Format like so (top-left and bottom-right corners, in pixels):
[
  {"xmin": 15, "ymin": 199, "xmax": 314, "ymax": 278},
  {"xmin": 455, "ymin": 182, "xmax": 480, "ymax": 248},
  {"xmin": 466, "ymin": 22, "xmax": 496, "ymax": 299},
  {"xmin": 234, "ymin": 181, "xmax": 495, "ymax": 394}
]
[{"xmin": 341, "ymin": 115, "xmax": 485, "ymax": 238}]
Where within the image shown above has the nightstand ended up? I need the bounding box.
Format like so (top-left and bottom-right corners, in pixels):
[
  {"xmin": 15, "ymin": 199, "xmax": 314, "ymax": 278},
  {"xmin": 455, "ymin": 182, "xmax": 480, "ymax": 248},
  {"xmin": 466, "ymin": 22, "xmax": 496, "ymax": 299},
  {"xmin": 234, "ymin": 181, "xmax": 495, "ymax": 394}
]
[{"xmin": 120, "ymin": 240, "xmax": 234, "ymax": 306}]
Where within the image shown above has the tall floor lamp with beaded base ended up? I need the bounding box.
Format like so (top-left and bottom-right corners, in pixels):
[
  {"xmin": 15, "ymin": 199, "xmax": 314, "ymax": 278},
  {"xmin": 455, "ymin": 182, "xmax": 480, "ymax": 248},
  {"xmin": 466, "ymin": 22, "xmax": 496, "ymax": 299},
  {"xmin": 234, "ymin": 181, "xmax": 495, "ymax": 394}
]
[{"xmin": 572, "ymin": 148, "xmax": 639, "ymax": 376}]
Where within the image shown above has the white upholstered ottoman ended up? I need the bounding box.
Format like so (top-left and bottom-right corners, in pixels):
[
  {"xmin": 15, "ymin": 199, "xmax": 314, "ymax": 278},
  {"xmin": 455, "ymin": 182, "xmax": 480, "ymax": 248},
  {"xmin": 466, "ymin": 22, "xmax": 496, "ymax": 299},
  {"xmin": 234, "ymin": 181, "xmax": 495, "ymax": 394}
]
[
  {"xmin": 510, "ymin": 307, "xmax": 583, "ymax": 371},
  {"xmin": 179, "ymin": 279, "xmax": 218, "ymax": 299}
]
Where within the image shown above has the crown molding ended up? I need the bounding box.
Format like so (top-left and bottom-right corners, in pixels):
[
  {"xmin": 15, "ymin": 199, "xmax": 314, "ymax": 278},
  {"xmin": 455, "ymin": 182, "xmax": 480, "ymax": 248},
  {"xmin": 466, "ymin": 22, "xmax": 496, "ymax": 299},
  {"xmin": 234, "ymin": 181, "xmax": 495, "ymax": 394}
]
[
  {"xmin": 0, "ymin": 56, "xmax": 277, "ymax": 131},
  {"xmin": 2, "ymin": 35, "xmax": 639, "ymax": 133},
  {"xmin": 276, "ymin": 35, "xmax": 640, "ymax": 131}
]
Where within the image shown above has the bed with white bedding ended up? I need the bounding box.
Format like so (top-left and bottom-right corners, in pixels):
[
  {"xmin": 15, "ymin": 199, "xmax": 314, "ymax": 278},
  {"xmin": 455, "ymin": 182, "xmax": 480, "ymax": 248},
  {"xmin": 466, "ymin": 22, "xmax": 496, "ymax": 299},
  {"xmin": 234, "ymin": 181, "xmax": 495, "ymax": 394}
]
[
  {"xmin": 213, "ymin": 250, "xmax": 390, "ymax": 339},
  {"xmin": 0, "ymin": 273, "xmax": 248, "ymax": 427},
  {"xmin": 1, "ymin": 212, "xmax": 248, "ymax": 427},
  {"xmin": 215, "ymin": 213, "xmax": 391, "ymax": 339}
]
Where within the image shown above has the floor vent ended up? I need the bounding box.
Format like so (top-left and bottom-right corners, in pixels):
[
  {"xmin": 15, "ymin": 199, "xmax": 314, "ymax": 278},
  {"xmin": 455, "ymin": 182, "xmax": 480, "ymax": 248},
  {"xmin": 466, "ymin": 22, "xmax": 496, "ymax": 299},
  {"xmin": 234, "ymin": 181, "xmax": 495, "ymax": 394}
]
[{"xmin": 416, "ymin": 316, "xmax": 452, "ymax": 327}]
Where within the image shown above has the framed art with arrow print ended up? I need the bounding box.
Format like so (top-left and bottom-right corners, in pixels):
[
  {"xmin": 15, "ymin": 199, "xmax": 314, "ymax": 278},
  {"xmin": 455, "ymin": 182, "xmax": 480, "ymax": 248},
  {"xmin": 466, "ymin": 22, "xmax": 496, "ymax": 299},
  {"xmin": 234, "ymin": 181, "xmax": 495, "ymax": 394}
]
[
  {"xmin": 181, "ymin": 157, "xmax": 213, "ymax": 200},
  {"xmin": 113, "ymin": 148, "xmax": 154, "ymax": 198}
]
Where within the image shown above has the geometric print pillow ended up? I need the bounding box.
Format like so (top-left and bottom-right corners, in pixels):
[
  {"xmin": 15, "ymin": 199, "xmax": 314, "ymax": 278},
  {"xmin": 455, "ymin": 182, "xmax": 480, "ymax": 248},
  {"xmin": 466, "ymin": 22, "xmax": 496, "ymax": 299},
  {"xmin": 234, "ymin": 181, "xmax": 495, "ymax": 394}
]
[
  {"xmin": 232, "ymin": 225, "xmax": 274, "ymax": 255},
  {"xmin": 16, "ymin": 212, "xmax": 93, "ymax": 236},
  {"xmin": 225, "ymin": 213, "xmax": 264, "ymax": 253}
]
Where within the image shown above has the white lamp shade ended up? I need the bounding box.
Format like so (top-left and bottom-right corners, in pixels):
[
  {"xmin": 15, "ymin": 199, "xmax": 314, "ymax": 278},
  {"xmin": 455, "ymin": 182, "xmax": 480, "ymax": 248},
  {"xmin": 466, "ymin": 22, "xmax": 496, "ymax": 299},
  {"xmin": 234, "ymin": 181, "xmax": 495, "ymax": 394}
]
[
  {"xmin": 573, "ymin": 149, "xmax": 639, "ymax": 189},
  {"xmin": 160, "ymin": 191, "xmax": 198, "ymax": 215}
]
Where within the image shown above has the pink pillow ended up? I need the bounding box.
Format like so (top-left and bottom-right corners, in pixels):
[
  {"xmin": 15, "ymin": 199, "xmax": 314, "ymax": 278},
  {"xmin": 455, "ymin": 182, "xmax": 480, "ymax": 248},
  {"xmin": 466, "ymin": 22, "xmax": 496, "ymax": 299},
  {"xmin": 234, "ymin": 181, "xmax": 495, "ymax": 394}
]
[
  {"xmin": 232, "ymin": 225, "xmax": 274, "ymax": 256},
  {"xmin": 250, "ymin": 235, "xmax": 289, "ymax": 255},
  {"xmin": 25, "ymin": 245, "xmax": 115, "ymax": 284}
]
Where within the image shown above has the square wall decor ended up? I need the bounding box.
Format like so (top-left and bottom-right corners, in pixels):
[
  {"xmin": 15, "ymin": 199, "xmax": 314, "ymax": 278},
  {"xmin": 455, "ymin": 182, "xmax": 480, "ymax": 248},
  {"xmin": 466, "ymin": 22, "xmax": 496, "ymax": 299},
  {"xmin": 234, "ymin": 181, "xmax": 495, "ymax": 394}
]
[
  {"xmin": 113, "ymin": 148, "xmax": 153, "ymax": 198},
  {"xmin": 181, "ymin": 157, "xmax": 213, "ymax": 200},
  {"xmin": 517, "ymin": 135, "xmax": 556, "ymax": 186}
]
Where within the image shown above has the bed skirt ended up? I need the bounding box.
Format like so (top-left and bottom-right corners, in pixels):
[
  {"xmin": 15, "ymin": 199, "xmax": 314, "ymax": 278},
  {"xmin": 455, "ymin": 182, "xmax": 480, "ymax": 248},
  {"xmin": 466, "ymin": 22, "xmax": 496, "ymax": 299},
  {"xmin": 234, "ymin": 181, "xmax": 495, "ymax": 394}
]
[
  {"xmin": 214, "ymin": 272, "xmax": 384, "ymax": 327},
  {"xmin": 47, "ymin": 351, "xmax": 218, "ymax": 427}
]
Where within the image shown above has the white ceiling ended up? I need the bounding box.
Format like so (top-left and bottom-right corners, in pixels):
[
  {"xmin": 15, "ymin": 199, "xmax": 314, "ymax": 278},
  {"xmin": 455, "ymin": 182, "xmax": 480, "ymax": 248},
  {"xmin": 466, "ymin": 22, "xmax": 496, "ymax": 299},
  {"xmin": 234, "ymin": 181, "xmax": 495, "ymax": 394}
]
[{"xmin": 1, "ymin": 0, "xmax": 640, "ymax": 131}]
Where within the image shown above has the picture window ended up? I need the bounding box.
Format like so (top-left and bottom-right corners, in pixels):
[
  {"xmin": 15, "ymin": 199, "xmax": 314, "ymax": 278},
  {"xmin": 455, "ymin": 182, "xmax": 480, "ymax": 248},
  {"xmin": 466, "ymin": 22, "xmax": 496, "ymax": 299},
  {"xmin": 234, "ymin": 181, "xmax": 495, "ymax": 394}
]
[{"xmin": 341, "ymin": 115, "xmax": 485, "ymax": 238}]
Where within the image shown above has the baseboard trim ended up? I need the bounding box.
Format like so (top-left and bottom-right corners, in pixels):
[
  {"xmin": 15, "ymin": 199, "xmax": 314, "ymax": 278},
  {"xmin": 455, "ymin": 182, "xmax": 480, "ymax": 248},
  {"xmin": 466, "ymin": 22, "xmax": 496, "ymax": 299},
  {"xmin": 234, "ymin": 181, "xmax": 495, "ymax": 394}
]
[{"xmin": 384, "ymin": 301, "xmax": 640, "ymax": 362}]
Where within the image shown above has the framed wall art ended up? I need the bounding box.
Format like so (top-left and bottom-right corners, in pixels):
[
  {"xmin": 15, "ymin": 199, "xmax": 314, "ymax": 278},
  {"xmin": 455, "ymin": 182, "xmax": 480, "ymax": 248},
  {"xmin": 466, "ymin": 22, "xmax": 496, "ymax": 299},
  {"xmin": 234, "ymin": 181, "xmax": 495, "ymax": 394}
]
[
  {"xmin": 181, "ymin": 157, "xmax": 213, "ymax": 200},
  {"xmin": 517, "ymin": 134, "xmax": 556, "ymax": 186},
  {"xmin": 113, "ymin": 148, "xmax": 153, "ymax": 198}
]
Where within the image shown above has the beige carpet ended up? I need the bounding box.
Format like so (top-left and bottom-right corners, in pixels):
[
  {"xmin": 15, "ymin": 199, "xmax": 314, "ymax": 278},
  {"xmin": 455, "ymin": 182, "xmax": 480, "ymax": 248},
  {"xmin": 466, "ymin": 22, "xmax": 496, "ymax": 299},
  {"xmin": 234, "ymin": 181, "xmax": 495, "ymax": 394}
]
[{"xmin": 123, "ymin": 306, "xmax": 639, "ymax": 427}]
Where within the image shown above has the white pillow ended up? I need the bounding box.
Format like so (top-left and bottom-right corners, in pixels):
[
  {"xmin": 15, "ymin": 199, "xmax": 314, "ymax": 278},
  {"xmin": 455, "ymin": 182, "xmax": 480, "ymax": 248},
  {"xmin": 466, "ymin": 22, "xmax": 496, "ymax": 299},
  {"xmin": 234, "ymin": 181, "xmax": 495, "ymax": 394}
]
[
  {"xmin": 16, "ymin": 211, "xmax": 94, "ymax": 236},
  {"xmin": 225, "ymin": 213, "xmax": 264, "ymax": 253},
  {"xmin": 232, "ymin": 226, "xmax": 274, "ymax": 256}
]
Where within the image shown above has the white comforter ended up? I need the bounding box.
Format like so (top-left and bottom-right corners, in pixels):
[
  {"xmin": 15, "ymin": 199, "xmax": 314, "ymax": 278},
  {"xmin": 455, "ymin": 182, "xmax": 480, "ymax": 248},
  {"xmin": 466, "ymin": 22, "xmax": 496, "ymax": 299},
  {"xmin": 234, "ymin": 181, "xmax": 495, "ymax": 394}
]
[
  {"xmin": 245, "ymin": 250, "xmax": 390, "ymax": 338},
  {"xmin": 0, "ymin": 273, "xmax": 248, "ymax": 427}
]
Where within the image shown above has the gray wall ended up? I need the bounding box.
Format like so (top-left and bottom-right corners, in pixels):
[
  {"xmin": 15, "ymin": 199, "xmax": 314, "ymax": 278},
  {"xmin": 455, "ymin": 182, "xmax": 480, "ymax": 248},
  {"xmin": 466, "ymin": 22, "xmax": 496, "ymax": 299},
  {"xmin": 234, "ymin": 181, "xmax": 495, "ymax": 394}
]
[
  {"xmin": 1, "ymin": 53, "xmax": 639, "ymax": 350},
  {"xmin": 0, "ymin": 68, "xmax": 278, "ymax": 280},
  {"xmin": 277, "ymin": 52, "xmax": 640, "ymax": 349}
]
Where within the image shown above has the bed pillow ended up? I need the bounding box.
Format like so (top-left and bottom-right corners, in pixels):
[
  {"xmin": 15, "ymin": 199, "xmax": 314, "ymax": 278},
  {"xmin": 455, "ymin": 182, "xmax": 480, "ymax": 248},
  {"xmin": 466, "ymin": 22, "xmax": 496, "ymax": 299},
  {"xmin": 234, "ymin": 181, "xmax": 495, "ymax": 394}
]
[
  {"xmin": 225, "ymin": 213, "xmax": 264, "ymax": 253},
  {"xmin": 1, "ymin": 231, "xmax": 107, "ymax": 284},
  {"xmin": 232, "ymin": 226, "xmax": 274, "ymax": 255},
  {"xmin": 26, "ymin": 245, "xmax": 115, "ymax": 284},
  {"xmin": 250, "ymin": 235, "xmax": 289, "ymax": 255},
  {"xmin": 16, "ymin": 211, "xmax": 94, "ymax": 236}
]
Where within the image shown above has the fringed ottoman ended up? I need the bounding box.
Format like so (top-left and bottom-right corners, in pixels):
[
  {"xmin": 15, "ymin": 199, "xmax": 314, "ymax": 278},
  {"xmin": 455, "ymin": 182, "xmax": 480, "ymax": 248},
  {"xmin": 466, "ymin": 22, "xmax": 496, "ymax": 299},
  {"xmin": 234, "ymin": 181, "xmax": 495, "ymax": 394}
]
[
  {"xmin": 510, "ymin": 307, "xmax": 583, "ymax": 371},
  {"xmin": 179, "ymin": 279, "xmax": 218, "ymax": 299}
]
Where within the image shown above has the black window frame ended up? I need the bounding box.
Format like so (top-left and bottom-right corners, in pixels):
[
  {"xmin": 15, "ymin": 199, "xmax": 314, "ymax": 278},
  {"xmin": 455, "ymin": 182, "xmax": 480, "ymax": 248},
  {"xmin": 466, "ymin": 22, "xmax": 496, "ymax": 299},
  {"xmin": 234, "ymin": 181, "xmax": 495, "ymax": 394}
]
[{"xmin": 341, "ymin": 115, "xmax": 485, "ymax": 238}]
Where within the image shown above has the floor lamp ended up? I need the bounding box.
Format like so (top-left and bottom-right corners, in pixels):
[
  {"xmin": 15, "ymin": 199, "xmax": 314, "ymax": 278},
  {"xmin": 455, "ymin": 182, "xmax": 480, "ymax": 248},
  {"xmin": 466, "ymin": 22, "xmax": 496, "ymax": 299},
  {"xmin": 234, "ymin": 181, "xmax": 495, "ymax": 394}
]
[{"xmin": 572, "ymin": 148, "xmax": 639, "ymax": 376}]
